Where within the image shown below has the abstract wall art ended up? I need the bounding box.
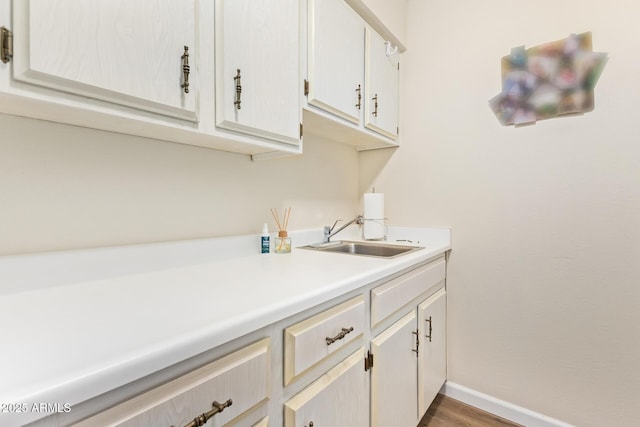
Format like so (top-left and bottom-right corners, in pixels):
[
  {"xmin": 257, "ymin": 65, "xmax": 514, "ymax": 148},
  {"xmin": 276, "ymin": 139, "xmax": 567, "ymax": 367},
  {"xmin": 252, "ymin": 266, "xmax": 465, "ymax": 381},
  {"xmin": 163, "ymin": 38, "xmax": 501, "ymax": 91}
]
[{"xmin": 489, "ymin": 32, "xmax": 608, "ymax": 126}]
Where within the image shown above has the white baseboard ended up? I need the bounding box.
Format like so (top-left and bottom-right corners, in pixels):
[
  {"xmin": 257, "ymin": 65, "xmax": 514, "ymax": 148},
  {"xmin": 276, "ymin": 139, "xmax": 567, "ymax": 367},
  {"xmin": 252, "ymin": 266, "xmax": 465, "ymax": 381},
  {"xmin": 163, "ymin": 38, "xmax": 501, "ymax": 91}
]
[{"xmin": 442, "ymin": 382, "xmax": 575, "ymax": 427}]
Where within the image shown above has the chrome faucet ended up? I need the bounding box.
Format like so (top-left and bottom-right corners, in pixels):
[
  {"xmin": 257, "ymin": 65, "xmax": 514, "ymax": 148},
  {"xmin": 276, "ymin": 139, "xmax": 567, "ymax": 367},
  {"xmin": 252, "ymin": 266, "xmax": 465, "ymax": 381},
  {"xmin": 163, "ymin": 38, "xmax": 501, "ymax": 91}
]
[{"xmin": 323, "ymin": 215, "xmax": 364, "ymax": 243}]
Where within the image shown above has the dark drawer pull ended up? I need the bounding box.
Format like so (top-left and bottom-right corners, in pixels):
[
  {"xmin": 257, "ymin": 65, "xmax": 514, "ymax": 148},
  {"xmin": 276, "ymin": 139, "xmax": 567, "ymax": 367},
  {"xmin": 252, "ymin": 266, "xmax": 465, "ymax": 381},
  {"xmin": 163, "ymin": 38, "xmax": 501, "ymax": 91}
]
[
  {"xmin": 325, "ymin": 327, "xmax": 354, "ymax": 346},
  {"xmin": 425, "ymin": 316, "xmax": 433, "ymax": 342},
  {"xmin": 181, "ymin": 46, "xmax": 190, "ymax": 94},
  {"xmin": 234, "ymin": 69, "xmax": 242, "ymax": 109},
  {"xmin": 180, "ymin": 399, "xmax": 232, "ymax": 427}
]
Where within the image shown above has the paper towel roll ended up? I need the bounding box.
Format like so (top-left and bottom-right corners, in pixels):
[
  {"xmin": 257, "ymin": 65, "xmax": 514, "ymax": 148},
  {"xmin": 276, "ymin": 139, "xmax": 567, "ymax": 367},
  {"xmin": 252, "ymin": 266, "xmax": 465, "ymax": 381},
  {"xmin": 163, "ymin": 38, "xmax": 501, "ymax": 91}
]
[{"xmin": 363, "ymin": 193, "xmax": 385, "ymax": 240}]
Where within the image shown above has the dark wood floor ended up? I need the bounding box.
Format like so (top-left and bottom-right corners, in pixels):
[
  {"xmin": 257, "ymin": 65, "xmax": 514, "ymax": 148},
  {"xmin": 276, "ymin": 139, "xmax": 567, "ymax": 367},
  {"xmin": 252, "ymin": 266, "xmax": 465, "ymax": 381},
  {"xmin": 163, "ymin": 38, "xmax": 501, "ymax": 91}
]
[{"xmin": 419, "ymin": 394, "xmax": 523, "ymax": 427}]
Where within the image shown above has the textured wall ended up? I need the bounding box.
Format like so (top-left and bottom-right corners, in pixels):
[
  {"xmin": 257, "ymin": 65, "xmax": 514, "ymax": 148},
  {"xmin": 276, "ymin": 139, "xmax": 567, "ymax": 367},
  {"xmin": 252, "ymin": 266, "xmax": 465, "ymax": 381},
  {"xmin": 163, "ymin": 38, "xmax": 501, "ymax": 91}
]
[
  {"xmin": 361, "ymin": 1, "xmax": 640, "ymax": 425},
  {"xmin": 359, "ymin": 0, "xmax": 407, "ymax": 45},
  {"xmin": 0, "ymin": 114, "xmax": 360, "ymax": 255}
]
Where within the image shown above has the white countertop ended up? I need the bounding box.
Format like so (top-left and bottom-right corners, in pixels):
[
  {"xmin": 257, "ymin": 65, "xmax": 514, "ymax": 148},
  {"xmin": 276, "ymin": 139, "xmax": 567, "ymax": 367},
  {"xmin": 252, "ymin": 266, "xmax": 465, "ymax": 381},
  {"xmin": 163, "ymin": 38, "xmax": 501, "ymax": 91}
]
[{"xmin": 0, "ymin": 226, "xmax": 450, "ymax": 426}]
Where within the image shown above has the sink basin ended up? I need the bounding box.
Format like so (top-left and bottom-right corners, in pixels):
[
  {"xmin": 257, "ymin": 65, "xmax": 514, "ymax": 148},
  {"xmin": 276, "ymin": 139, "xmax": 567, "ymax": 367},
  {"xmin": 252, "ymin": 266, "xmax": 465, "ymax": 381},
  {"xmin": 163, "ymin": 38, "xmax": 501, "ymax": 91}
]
[{"xmin": 300, "ymin": 241, "xmax": 423, "ymax": 258}]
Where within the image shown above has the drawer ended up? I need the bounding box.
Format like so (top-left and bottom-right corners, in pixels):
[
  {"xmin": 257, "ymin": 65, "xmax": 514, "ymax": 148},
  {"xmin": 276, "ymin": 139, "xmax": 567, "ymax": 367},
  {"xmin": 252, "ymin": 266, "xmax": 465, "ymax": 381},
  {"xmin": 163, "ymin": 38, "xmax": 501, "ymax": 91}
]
[
  {"xmin": 284, "ymin": 295, "xmax": 365, "ymax": 385},
  {"xmin": 73, "ymin": 339, "xmax": 270, "ymax": 427},
  {"xmin": 284, "ymin": 349, "xmax": 368, "ymax": 427},
  {"xmin": 253, "ymin": 416, "xmax": 269, "ymax": 426},
  {"xmin": 371, "ymin": 256, "xmax": 445, "ymax": 327}
]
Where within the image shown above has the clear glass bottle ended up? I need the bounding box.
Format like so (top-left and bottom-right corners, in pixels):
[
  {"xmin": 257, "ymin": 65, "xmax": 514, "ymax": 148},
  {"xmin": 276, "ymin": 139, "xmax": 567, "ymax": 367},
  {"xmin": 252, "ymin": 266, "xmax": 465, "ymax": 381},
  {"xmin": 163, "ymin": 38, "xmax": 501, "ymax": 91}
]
[{"xmin": 274, "ymin": 230, "xmax": 291, "ymax": 254}]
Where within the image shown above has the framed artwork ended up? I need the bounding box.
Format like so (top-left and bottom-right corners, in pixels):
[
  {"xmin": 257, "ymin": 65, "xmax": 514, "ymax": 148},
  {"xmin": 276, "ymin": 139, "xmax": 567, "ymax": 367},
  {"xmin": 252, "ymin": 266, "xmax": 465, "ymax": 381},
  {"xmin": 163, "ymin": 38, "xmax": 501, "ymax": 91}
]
[{"xmin": 489, "ymin": 32, "xmax": 608, "ymax": 126}]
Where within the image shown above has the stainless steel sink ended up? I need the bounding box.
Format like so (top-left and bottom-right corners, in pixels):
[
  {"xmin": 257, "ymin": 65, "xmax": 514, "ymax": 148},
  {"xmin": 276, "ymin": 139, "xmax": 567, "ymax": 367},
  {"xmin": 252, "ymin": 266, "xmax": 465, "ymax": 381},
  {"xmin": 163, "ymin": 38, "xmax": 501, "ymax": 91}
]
[{"xmin": 300, "ymin": 241, "xmax": 423, "ymax": 258}]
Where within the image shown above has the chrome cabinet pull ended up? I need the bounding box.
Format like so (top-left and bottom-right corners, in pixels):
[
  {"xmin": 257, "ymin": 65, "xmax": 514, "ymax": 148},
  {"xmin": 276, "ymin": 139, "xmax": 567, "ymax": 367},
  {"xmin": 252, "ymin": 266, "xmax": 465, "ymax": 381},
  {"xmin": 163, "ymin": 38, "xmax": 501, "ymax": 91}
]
[
  {"xmin": 179, "ymin": 399, "xmax": 232, "ymax": 427},
  {"xmin": 325, "ymin": 327, "xmax": 354, "ymax": 345},
  {"xmin": 412, "ymin": 329, "xmax": 420, "ymax": 357},
  {"xmin": 372, "ymin": 93, "xmax": 378, "ymax": 117},
  {"xmin": 355, "ymin": 84, "xmax": 362, "ymax": 110},
  {"xmin": 181, "ymin": 46, "xmax": 190, "ymax": 94},
  {"xmin": 234, "ymin": 69, "xmax": 242, "ymax": 110},
  {"xmin": 425, "ymin": 316, "xmax": 432, "ymax": 342}
]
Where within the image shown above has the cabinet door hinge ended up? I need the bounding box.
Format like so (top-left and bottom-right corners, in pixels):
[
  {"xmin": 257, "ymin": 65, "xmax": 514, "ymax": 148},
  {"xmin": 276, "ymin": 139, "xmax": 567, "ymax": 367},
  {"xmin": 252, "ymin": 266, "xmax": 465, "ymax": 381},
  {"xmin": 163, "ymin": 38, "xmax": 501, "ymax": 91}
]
[
  {"xmin": 304, "ymin": 79, "xmax": 309, "ymax": 96},
  {"xmin": 364, "ymin": 350, "xmax": 374, "ymax": 371},
  {"xmin": 300, "ymin": 123, "xmax": 303, "ymax": 138},
  {"xmin": 1, "ymin": 26, "xmax": 13, "ymax": 64}
]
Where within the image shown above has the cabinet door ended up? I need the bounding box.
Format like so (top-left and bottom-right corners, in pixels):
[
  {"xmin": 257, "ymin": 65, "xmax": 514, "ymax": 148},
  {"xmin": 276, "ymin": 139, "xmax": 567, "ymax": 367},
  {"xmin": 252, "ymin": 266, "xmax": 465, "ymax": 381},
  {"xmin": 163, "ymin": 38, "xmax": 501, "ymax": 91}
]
[
  {"xmin": 284, "ymin": 349, "xmax": 368, "ymax": 427},
  {"xmin": 215, "ymin": 0, "xmax": 300, "ymax": 146},
  {"xmin": 418, "ymin": 289, "xmax": 447, "ymax": 418},
  {"xmin": 365, "ymin": 27, "xmax": 399, "ymax": 139},
  {"xmin": 370, "ymin": 311, "xmax": 419, "ymax": 427},
  {"xmin": 12, "ymin": 0, "xmax": 197, "ymax": 121},
  {"xmin": 307, "ymin": 0, "xmax": 364, "ymax": 124}
]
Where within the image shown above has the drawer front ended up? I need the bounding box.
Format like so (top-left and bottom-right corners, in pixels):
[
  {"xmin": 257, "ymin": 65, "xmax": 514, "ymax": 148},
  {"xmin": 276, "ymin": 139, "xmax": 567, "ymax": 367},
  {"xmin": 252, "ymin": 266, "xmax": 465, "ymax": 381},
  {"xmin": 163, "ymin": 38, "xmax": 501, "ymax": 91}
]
[
  {"xmin": 253, "ymin": 416, "xmax": 269, "ymax": 426},
  {"xmin": 73, "ymin": 339, "xmax": 270, "ymax": 427},
  {"xmin": 371, "ymin": 256, "xmax": 446, "ymax": 327},
  {"xmin": 284, "ymin": 349, "xmax": 369, "ymax": 427},
  {"xmin": 284, "ymin": 295, "xmax": 365, "ymax": 385}
]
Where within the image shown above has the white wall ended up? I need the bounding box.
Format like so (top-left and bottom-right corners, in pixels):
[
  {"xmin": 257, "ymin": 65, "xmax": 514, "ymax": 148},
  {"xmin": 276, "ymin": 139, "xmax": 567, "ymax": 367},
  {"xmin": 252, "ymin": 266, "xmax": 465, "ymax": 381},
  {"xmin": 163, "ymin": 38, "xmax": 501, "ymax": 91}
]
[
  {"xmin": 360, "ymin": 0, "xmax": 407, "ymax": 45},
  {"xmin": 0, "ymin": 114, "xmax": 360, "ymax": 255},
  {"xmin": 4, "ymin": 2, "xmax": 640, "ymax": 424},
  {"xmin": 362, "ymin": 1, "xmax": 640, "ymax": 425}
]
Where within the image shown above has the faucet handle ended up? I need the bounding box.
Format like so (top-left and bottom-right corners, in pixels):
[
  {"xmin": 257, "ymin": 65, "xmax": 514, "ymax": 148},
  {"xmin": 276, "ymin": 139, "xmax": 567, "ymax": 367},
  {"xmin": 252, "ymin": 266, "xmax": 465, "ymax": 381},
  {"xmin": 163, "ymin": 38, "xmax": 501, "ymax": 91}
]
[{"xmin": 328, "ymin": 219, "xmax": 342, "ymax": 233}]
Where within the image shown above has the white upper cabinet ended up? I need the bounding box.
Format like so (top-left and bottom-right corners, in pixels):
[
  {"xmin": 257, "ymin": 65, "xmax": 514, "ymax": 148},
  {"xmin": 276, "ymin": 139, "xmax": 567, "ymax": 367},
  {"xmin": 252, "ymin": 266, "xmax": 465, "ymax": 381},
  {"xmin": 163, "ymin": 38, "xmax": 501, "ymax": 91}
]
[
  {"xmin": 365, "ymin": 27, "xmax": 399, "ymax": 139},
  {"xmin": 1, "ymin": 0, "xmax": 302, "ymax": 157},
  {"xmin": 306, "ymin": 0, "xmax": 365, "ymax": 124},
  {"xmin": 0, "ymin": 0, "xmax": 402, "ymax": 156},
  {"xmin": 215, "ymin": 0, "xmax": 301, "ymax": 146},
  {"xmin": 303, "ymin": 0, "xmax": 401, "ymax": 150},
  {"xmin": 12, "ymin": 0, "xmax": 197, "ymax": 121}
]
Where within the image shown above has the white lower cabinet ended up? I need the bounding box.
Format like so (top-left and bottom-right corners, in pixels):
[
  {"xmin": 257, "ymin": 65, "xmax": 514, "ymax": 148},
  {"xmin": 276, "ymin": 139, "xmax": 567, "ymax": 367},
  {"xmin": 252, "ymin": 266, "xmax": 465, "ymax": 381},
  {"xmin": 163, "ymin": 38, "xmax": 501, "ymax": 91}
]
[
  {"xmin": 369, "ymin": 258, "xmax": 447, "ymax": 427},
  {"xmin": 284, "ymin": 349, "xmax": 369, "ymax": 427},
  {"xmin": 71, "ymin": 339, "xmax": 270, "ymax": 427},
  {"xmin": 31, "ymin": 256, "xmax": 447, "ymax": 427},
  {"xmin": 370, "ymin": 287, "xmax": 447, "ymax": 427},
  {"xmin": 284, "ymin": 257, "xmax": 447, "ymax": 427},
  {"xmin": 418, "ymin": 288, "xmax": 447, "ymax": 419},
  {"xmin": 370, "ymin": 311, "xmax": 419, "ymax": 427}
]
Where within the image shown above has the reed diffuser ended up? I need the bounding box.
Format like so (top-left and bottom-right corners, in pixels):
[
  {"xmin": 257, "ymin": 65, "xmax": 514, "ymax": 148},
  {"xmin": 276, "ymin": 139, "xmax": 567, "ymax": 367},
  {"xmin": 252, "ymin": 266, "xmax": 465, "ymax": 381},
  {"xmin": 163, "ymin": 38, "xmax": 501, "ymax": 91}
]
[{"xmin": 270, "ymin": 207, "xmax": 292, "ymax": 254}]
